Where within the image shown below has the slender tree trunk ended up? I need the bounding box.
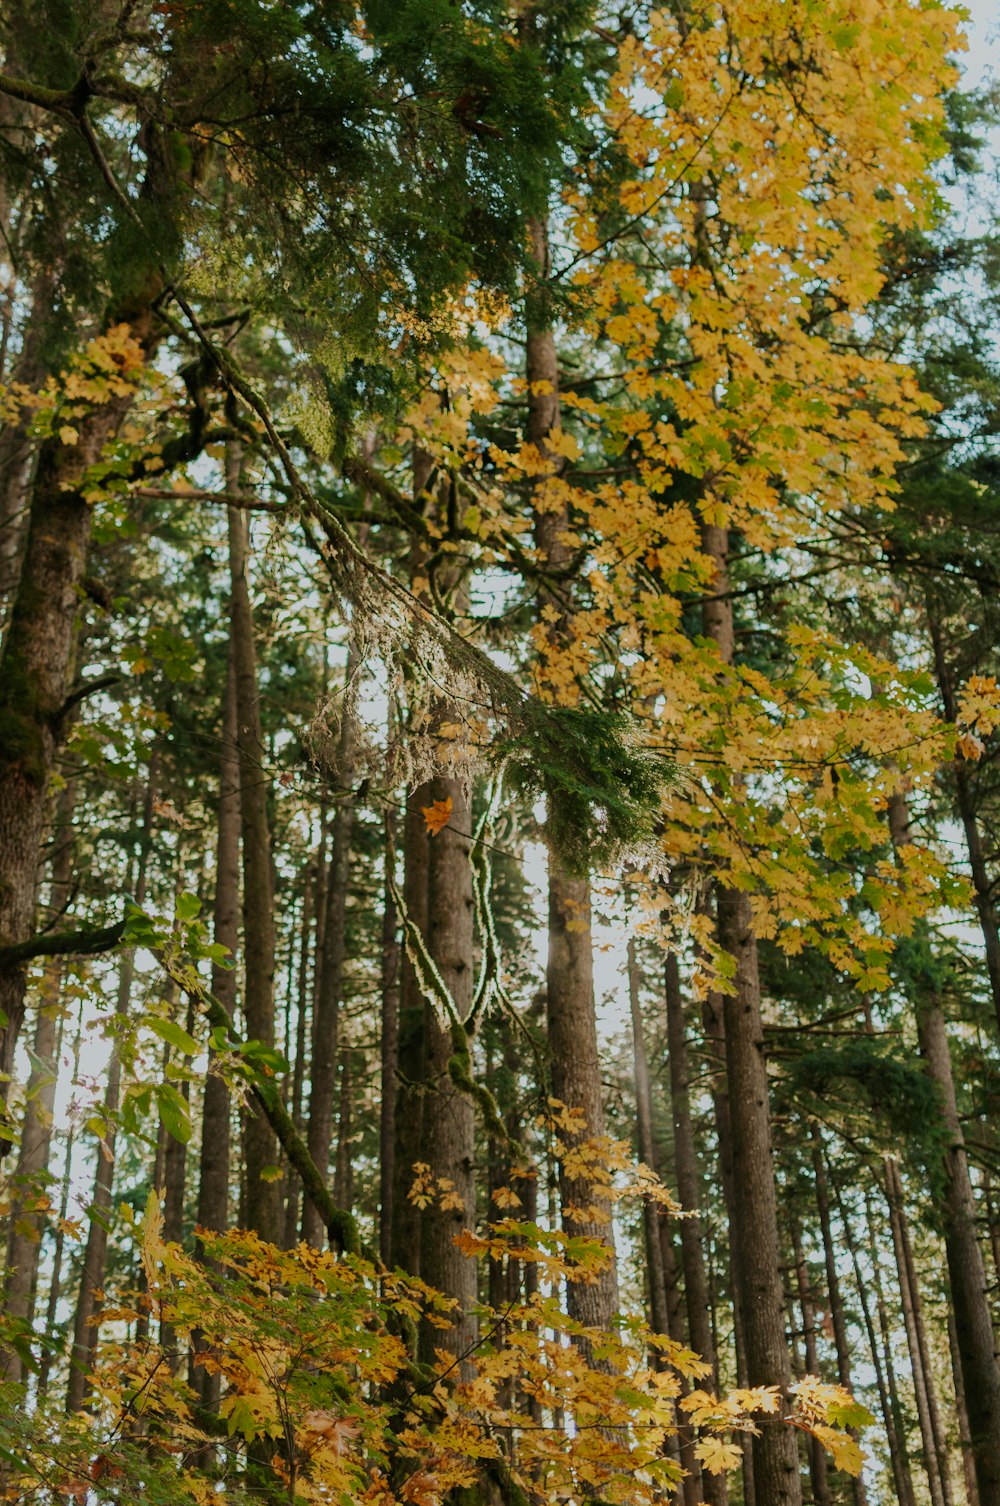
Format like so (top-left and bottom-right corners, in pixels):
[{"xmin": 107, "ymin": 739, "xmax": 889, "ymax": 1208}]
[
  {"xmin": 628, "ymin": 942, "xmax": 695, "ymax": 1503},
  {"xmin": 889, "ymin": 789, "xmax": 1000, "ymax": 1504},
  {"xmin": 629, "ymin": 941, "xmax": 671, "ymax": 1342},
  {"xmin": 526, "ymin": 213, "xmax": 618, "ymax": 1338},
  {"xmin": 66, "ymin": 770, "xmax": 157, "ymax": 1411},
  {"xmin": 810, "ymin": 1132, "xmax": 867, "ymax": 1506},
  {"xmin": 390, "ymin": 789, "xmax": 429, "ymax": 1277},
  {"xmin": 948, "ymin": 1304, "xmax": 982, "ymax": 1506},
  {"xmin": 227, "ymin": 465, "xmax": 281, "ymax": 1245},
  {"xmin": 839, "ymin": 1185, "xmax": 917, "ymax": 1506},
  {"xmin": 701, "ymin": 520, "xmax": 800, "ymax": 1506},
  {"xmin": 196, "ymin": 641, "xmax": 239, "ymax": 1243},
  {"xmin": 418, "ymin": 769, "xmax": 478, "ymax": 1369},
  {"xmin": 380, "ymin": 803, "xmax": 401, "ymax": 1268},
  {"xmin": 915, "ymin": 1005, "xmax": 1000, "ymax": 1505},
  {"xmin": 302, "ymin": 648, "xmax": 359, "ymax": 1247},
  {"xmin": 2, "ymin": 779, "xmax": 75, "ymax": 1380},
  {"xmin": 702, "ymin": 979, "xmax": 755, "ymax": 1506},
  {"xmin": 664, "ymin": 951, "xmax": 730, "ymax": 1506},
  {"xmin": 883, "ymin": 1156, "xmax": 950, "ymax": 1506},
  {"xmin": 333, "ymin": 1038, "xmax": 355, "ymax": 1213},
  {"xmin": 791, "ymin": 1222, "xmax": 831, "ymax": 1506},
  {"xmin": 389, "ymin": 467, "xmax": 435, "ymax": 1279},
  {"xmin": 37, "ymin": 997, "xmax": 84, "ymax": 1400},
  {"xmin": 190, "ymin": 651, "xmax": 239, "ymax": 1408}
]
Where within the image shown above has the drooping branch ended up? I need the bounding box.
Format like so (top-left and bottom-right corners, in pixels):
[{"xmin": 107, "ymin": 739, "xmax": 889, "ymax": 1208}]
[
  {"xmin": 0, "ymin": 920, "xmax": 125, "ymax": 970},
  {"xmin": 162, "ymin": 957, "xmax": 364, "ymax": 1258}
]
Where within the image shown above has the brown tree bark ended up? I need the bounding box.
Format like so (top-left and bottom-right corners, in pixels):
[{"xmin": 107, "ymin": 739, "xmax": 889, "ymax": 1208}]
[
  {"xmin": 390, "ymin": 789, "xmax": 429, "ymax": 1277},
  {"xmin": 883, "ymin": 1156, "xmax": 950, "ymax": 1506},
  {"xmin": 1, "ymin": 779, "xmax": 75, "ymax": 1380},
  {"xmin": 949, "ymin": 1305, "xmax": 982, "ymax": 1506},
  {"xmin": 889, "ymin": 791, "xmax": 1000, "ymax": 1505},
  {"xmin": 791, "ymin": 1222, "xmax": 831, "ymax": 1506},
  {"xmin": 0, "ymin": 350, "xmax": 154, "ymax": 1107},
  {"xmin": 302, "ymin": 649, "xmax": 358, "ymax": 1247},
  {"xmin": 66, "ymin": 770, "xmax": 157, "ymax": 1412},
  {"xmin": 227, "ymin": 471, "xmax": 281, "ymax": 1245},
  {"xmin": 628, "ymin": 941, "xmax": 698, "ymax": 1505},
  {"xmin": 526, "ymin": 213, "xmax": 618, "ymax": 1338},
  {"xmin": 380, "ymin": 803, "xmax": 401, "ymax": 1268},
  {"xmin": 196, "ymin": 641, "xmax": 239, "ymax": 1246},
  {"xmin": 417, "ymin": 770, "xmax": 478, "ymax": 1369},
  {"xmin": 333, "ymin": 1036, "xmax": 355, "ymax": 1213},
  {"xmin": 839, "ymin": 1186, "xmax": 917, "ymax": 1506},
  {"xmin": 664, "ymin": 951, "xmax": 730, "ymax": 1506},
  {"xmin": 628, "ymin": 940, "xmax": 671, "ymax": 1342},
  {"xmin": 701, "ymin": 979, "xmax": 755, "ymax": 1506},
  {"xmin": 701, "ymin": 520, "xmax": 800, "ymax": 1506},
  {"xmin": 915, "ymin": 1006, "xmax": 1000, "ymax": 1505},
  {"xmin": 810, "ymin": 1132, "xmax": 867, "ymax": 1506},
  {"xmin": 0, "ymin": 109, "xmax": 184, "ymax": 1100}
]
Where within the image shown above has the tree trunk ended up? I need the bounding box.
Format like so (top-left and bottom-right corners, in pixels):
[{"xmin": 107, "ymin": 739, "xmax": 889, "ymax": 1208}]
[
  {"xmin": 702, "ymin": 979, "xmax": 755, "ymax": 1506},
  {"xmin": 390, "ymin": 789, "xmax": 429, "ymax": 1277},
  {"xmin": 889, "ymin": 789, "xmax": 1000, "ymax": 1504},
  {"xmin": 791, "ymin": 1222, "xmax": 831, "ymax": 1506},
  {"xmin": 810, "ymin": 1132, "xmax": 867, "ymax": 1506},
  {"xmin": 418, "ymin": 770, "xmax": 478, "ymax": 1369},
  {"xmin": 2, "ymin": 779, "xmax": 75, "ymax": 1381},
  {"xmin": 883, "ymin": 1156, "xmax": 950, "ymax": 1506},
  {"xmin": 949, "ymin": 1305, "xmax": 982, "ymax": 1506},
  {"xmin": 665, "ymin": 951, "xmax": 729, "ymax": 1506},
  {"xmin": 701, "ymin": 520, "xmax": 800, "ymax": 1506},
  {"xmin": 302, "ymin": 649, "xmax": 358, "ymax": 1247},
  {"xmin": 380, "ymin": 803, "xmax": 401, "ymax": 1268},
  {"xmin": 0, "ymin": 349, "xmax": 150, "ymax": 1111},
  {"xmin": 227, "ymin": 470, "xmax": 281, "ymax": 1245},
  {"xmin": 526, "ymin": 213, "xmax": 618, "ymax": 1338},
  {"xmin": 333, "ymin": 1037, "xmax": 355, "ymax": 1213},
  {"xmin": 628, "ymin": 940, "xmax": 671, "ymax": 1342},
  {"xmin": 916, "ymin": 1005, "xmax": 1000, "ymax": 1505},
  {"xmin": 196, "ymin": 641, "xmax": 239, "ymax": 1245},
  {"xmin": 66, "ymin": 770, "xmax": 157, "ymax": 1412},
  {"xmin": 37, "ymin": 997, "xmax": 84, "ymax": 1400},
  {"xmin": 839, "ymin": 1184, "xmax": 917, "ymax": 1506}
]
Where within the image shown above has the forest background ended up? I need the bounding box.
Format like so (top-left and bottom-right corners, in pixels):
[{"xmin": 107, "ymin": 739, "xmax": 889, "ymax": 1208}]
[{"xmin": 1, "ymin": 3, "xmax": 1000, "ymax": 1506}]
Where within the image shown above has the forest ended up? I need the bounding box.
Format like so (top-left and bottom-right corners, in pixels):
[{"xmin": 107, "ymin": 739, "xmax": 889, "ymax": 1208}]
[{"xmin": 1, "ymin": 0, "xmax": 999, "ymax": 1502}]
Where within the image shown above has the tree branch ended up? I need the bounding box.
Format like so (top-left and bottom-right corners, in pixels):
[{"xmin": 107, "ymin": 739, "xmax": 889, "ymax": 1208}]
[{"xmin": 0, "ymin": 919, "xmax": 125, "ymax": 970}]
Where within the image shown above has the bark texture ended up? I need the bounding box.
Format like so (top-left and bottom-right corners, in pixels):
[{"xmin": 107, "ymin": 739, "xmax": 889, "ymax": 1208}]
[
  {"xmin": 303, "ymin": 648, "xmax": 358, "ymax": 1247},
  {"xmin": 1, "ymin": 780, "xmax": 75, "ymax": 1380},
  {"xmin": 527, "ymin": 212, "xmax": 618, "ymax": 1338},
  {"xmin": 227, "ymin": 478, "xmax": 281, "ymax": 1244},
  {"xmin": 701, "ymin": 520, "xmax": 800, "ymax": 1506},
  {"xmin": 418, "ymin": 771, "xmax": 478, "ymax": 1368}
]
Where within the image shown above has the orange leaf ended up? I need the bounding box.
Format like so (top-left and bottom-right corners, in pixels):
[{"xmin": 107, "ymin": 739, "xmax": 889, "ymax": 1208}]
[{"xmin": 421, "ymin": 796, "xmax": 453, "ymax": 836}]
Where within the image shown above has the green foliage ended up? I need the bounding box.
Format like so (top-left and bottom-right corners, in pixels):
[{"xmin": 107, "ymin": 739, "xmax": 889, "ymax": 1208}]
[{"xmin": 496, "ymin": 705, "xmax": 670, "ymax": 872}]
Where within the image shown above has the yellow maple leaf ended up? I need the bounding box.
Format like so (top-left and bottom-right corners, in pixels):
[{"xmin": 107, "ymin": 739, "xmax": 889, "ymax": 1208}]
[{"xmin": 695, "ymin": 1437, "xmax": 744, "ymax": 1475}]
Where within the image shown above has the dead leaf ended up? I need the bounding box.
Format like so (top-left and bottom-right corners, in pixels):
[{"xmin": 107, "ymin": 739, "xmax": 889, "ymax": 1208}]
[{"xmin": 421, "ymin": 796, "xmax": 453, "ymax": 836}]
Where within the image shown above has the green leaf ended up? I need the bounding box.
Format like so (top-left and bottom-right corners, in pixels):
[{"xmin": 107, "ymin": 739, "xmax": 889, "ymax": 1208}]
[
  {"xmin": 155, "ymin": 1083, "xmax": 191, "ymax": 1144},
  {"xmin": 826, "ymin": 1399, "xmax": 876, "ymax": 1430},
  {"xmin": 175, "ymin": 891, "xmax": 201, "ymax": 923},
  {"xmin": 240, "ymin": 1040, "xmax": 290, "ymax": 1075},
  {"xmin": 147, "ymin": 1017, "xmax": 199, "ymax": 1056}
]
